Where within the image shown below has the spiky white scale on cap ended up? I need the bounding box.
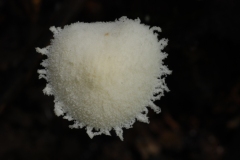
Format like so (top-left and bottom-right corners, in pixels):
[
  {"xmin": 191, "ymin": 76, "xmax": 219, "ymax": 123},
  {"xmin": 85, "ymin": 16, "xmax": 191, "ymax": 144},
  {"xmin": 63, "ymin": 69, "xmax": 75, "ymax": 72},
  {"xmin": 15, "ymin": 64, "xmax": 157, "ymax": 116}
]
[{"xmin": 37, "ymin": 16, "xmax": 171, "ymax": 141}]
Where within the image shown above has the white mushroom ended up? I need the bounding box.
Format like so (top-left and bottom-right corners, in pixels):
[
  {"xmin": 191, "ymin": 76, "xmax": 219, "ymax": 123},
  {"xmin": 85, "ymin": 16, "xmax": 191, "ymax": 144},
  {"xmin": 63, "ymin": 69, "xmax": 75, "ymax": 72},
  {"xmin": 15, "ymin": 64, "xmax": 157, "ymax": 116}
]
[{"xmin": 36, "ymin": 16, "xmax": 171, "ymax": 141}]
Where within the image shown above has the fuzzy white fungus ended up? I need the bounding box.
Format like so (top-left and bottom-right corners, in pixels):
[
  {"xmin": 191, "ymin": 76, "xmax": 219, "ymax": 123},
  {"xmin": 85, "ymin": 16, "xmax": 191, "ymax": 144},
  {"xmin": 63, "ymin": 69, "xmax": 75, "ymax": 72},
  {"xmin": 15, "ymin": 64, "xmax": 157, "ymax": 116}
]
[{"xmin": 37, "ymin": 16, "xmax": 171, "ymax": 141}]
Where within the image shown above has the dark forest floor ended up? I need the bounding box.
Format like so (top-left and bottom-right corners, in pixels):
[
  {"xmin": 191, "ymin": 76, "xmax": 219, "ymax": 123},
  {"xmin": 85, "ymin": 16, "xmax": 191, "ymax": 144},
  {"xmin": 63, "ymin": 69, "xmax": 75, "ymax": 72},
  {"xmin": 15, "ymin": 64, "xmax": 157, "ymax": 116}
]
[{"xmin": 0, "ymin": 0, "xmax": 240, "ymax": 160}]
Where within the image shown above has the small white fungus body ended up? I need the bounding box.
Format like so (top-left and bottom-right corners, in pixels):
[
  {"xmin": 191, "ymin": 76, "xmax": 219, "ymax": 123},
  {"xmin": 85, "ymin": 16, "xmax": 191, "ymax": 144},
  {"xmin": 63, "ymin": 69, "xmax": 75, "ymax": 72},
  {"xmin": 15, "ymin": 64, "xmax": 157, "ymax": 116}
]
[{"xmin": 37, "ymin": 17, "xmax": 171, "ymax": 140}]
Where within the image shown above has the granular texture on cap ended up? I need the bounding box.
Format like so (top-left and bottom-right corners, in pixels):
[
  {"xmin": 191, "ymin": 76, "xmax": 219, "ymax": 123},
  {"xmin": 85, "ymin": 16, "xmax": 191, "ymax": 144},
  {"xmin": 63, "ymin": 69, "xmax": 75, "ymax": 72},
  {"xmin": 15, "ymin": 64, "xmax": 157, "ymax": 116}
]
[{"xmin": 36, "ymin": 16, "xmax": 171, "ymax": 141}]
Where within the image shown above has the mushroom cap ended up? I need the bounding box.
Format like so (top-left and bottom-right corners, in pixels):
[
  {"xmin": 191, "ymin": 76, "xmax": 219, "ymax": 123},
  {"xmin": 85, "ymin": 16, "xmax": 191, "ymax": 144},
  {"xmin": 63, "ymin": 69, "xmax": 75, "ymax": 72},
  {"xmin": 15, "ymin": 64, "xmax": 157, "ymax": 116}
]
[{"xmin": 37, "ymin": 17, "xmax": 171, "ymax": 140}]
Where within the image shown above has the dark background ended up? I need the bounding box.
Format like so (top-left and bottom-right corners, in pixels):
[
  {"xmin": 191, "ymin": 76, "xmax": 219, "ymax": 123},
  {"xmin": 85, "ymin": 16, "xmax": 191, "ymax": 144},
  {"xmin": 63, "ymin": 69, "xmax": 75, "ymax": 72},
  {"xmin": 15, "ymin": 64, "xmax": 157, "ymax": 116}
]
[{"xmin": 0, "ymin": 0, "xmax": 240, "ymax": 159}]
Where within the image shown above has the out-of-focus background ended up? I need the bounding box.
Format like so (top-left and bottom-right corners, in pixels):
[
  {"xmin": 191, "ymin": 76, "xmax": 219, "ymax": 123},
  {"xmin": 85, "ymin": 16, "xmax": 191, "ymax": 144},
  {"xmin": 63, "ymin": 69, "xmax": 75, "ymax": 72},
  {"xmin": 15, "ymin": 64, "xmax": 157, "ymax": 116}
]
[{"xmin": 0, "ymin": 0, "xmax": 240, "ymax": 159}]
